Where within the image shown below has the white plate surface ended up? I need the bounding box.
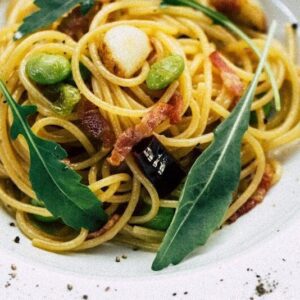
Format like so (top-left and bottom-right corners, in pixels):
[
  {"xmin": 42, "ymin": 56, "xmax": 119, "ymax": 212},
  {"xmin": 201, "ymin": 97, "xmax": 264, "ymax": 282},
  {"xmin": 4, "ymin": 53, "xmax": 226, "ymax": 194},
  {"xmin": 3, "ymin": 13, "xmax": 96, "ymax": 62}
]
[{"xmin": 0, "ymin": 0, "xmax": 300, "ymax": 299}]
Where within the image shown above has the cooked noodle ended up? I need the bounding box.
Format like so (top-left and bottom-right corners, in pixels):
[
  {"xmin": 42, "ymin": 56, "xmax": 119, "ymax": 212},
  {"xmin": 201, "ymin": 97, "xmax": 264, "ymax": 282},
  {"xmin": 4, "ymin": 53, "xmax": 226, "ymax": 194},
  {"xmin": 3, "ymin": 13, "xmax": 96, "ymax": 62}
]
[{"xmin": 0, "ymin": 0, "xmax": 299, "ymax": 252}]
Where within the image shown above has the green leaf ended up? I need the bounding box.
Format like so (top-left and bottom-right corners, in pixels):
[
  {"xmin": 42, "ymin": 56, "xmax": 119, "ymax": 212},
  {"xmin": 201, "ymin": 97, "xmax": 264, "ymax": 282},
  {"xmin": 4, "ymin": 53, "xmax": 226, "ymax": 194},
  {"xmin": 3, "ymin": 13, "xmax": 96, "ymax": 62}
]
[
  {"xmin": 80, "ymin": 0, "xmax": 95, "ymax": 15},
  {"xmin": 160, "ymin": 0, "xmax": 281, "ymax": 111},
  {"xmin": 14, "ymin": 0, "xmax": 95, "ymax": 40},
  {"xmin": 0, "ymin": 81, "xmax": 107, "ymax": 231},
  {"xmin": 152, "ymin": 22, "xmax": 277, "ymax": 271}
]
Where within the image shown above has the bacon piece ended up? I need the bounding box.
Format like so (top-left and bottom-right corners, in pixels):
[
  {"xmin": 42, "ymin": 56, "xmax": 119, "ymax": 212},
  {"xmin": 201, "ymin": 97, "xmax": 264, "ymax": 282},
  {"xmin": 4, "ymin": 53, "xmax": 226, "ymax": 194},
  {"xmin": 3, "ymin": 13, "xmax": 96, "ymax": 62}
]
[
  {"xmin": 107, "ymin": 92, "xmax": 183, "ymax": 166},
  {"xmin": 211, "ymin": 0, "xmax": 241, "ymax": 14},
  {"xmin": 58, "ymin": 1, "xmax": 110, "ymax": 41},
  {"xmin": 210, "ymin": 0, "xmax": 267, "ymax": 32},
  {"xmin": 87, "ymin": 214, "xmax": 120, "ymax": 239},
  {"xmin": 210, "ymin": 51, "xmax": 244, "ymax": 97},
  {"xmin": 229, "ymin": 163, "xmax": 274, "ymax": 223},
  {"xmin": 79, "ymin": 100, "xmax": 115, "ymax": 148}
]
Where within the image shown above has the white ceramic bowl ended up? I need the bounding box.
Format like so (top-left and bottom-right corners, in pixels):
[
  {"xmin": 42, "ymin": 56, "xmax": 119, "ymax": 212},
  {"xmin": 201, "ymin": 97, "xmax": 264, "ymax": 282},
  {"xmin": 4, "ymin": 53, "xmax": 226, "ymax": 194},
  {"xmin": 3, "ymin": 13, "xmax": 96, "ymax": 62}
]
[{"xmin": 0, "ymin": 1, "xmax": 300, "ymax": 299}]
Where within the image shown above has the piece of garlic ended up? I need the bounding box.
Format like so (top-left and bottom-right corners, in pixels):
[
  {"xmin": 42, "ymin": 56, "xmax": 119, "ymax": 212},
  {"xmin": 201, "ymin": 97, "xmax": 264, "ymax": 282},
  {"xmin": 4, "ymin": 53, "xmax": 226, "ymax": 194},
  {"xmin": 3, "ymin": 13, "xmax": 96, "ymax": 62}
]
[{"xmin": 101, "ymin": 25, "xmax": 152, "ymax": 78}]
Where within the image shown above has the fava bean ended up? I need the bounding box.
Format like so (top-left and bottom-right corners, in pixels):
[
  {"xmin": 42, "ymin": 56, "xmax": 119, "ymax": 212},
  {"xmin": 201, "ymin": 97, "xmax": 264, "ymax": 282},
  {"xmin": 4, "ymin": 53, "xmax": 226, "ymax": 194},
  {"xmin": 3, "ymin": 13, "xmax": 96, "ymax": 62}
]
[
  {"xmin": 26, "ymin": 53, "xmax": 71, "ymax": 85},
  {"xmin": 146, "ymin": 54, "xmax": 185, "ymax": 90},
  {"xmin": 31, "ymin": 199, "xmax": 59, "ymax": 223},
  {"xmin": 52, "ymin": 84, "xmax": 81, "ymax": 116}
]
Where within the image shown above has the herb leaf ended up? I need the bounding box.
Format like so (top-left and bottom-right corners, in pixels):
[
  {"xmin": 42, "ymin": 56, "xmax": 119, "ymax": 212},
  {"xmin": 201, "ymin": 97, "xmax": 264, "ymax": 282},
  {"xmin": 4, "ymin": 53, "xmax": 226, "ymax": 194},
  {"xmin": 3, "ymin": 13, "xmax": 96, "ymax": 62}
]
[
  {"xmin": 152, "ymin": 22, "xmax": 277, "ymax": 271},
  {"xmin": 160, "ymin": 0, "xmax": 281, "ymax": 111},
  {"xmin": 0, "ymin": 81, "xmax": 107, "ymax": 231},
  {"xmin": 14, "ymin": 0, "xmax": 95, "ymax": 40},
  {"xmin": 80, "ymin": 0, "xmax": 95, "ymax": 15}
]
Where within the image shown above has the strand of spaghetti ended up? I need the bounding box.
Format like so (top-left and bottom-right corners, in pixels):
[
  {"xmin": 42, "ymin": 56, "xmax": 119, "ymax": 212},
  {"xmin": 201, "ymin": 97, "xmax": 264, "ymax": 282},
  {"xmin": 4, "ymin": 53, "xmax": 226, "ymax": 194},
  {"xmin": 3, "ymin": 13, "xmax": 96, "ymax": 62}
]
[
  {"xmin": 75, "ymin": 177, "xmax": 141, "ymax": 250},
  {"xmin": 32, "ymin": 228, "xmax": 89, "ymax": 252}
]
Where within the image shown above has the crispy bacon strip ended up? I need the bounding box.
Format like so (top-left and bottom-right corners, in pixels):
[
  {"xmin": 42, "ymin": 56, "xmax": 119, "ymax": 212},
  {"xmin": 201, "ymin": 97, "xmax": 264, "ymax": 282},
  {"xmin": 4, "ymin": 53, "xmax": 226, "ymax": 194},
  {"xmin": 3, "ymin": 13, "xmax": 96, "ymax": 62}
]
[
  {"xmin": 107, "ymin": 92, "xmax": 183, "ymax": 166},
  {"xmin": 210, "ymin": 51, "xmax": 244, "ymax": 97},
  {"xmin": 87, "ymin": 214, "xmax": 120, "ymax": 239},
  {"xmin": 229, "ymin": 163, "xmax": 274, "ymax": 223},
  {"xmin": 79, "ymin": 100, "xmax": 115, "ymax": 148}
]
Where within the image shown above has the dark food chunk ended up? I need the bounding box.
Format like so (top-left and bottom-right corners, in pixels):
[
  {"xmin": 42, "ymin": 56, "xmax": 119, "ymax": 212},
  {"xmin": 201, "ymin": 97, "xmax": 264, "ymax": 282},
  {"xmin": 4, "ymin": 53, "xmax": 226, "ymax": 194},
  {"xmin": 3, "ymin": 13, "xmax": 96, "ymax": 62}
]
[{"xmin": 133, "ymin": 136, "xmax": 186, "ymax": 197}]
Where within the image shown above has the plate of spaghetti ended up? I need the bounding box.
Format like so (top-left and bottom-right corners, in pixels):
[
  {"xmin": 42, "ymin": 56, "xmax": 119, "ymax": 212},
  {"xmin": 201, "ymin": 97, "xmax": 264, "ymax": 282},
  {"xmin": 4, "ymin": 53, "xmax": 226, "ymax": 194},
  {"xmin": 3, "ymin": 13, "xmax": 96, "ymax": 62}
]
[{"xmin": 0, "ymin": 0, "xmax": 300, "ymax": 298}]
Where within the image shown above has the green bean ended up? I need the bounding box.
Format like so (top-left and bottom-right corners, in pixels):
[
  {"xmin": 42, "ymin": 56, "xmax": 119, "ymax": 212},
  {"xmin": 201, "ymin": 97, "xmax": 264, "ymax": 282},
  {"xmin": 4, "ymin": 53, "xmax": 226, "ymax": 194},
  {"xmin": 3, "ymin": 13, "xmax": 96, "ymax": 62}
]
[
  {"xmin": 26, "ymin": 53, "xmax": 71, "ymax": 85},
  {"xmin": 146, "ymin": 54, "xmax": 185, "ymax": 90},
  {"xmin": 31, "ymin": 199, "xmax": 60, "ymax": 223},
  {"xmin": 52, "ymin": 84, "xmax": 81, "ymax": 116}
]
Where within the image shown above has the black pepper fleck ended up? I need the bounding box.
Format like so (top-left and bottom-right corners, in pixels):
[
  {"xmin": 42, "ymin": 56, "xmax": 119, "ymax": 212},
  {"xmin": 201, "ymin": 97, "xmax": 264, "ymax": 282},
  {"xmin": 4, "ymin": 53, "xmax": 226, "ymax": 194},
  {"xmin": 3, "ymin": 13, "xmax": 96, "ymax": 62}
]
[
  {"xmin": 82, "ymin": 295, "xmax": 88, "ymax": 300},
  {"xmin": 122, "ymin": 255, "xmax": 127, "ymax": 259},
  {"xmin": 292, "ymin": 23, "xmax": 298, "ymax": 30},
  {"xmin": 67, "ymin": 284, "xmax": 73, "ymax": 291},
  {"xmin": 115, "ymin": 256, "xmax": 121, "ymax": 263},
  {"xmin": 184, "ymin": 291, "xmax": 188, "ymax": 295},
  {"xmin": 172, "ymin": 293, "xmax": 177, "ymax": 296},
  {"xmin": 105, "ymin": 287, "xmax": 110, "ymax": 292},
  {"xmin": 9, "ymin": 222, "xmax": 15, "ymax": 227},
  {"xmin": 14, "ymin": 236, "xmax": 20, "ymax": 244},
  {"xmin": 11, "ymin": 264, "xmax": 17, "ymax": 271}
]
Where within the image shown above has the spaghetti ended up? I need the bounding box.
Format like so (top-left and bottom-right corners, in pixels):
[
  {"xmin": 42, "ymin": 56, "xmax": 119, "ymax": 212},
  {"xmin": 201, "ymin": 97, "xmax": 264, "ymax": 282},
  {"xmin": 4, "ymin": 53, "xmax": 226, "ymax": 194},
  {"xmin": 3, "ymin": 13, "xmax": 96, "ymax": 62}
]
[{"xmin": 0, "ymin": 0, "xmax": 299, "ymax": 254}]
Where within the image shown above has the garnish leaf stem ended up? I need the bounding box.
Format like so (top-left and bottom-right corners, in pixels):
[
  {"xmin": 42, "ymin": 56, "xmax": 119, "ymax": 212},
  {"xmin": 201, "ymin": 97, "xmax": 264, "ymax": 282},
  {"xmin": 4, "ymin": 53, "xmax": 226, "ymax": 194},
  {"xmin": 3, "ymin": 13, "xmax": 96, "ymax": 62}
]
[
  {"xmin": 152, "ymin": 21, "xmax": 277, "ymax": 271},
  {"xmin": 161, "ymin": 0, "xmax": 281, "ymax": 111},
  {"xmin": 0, "ymin": 81, "xmax": 107, "ymax": 231}
]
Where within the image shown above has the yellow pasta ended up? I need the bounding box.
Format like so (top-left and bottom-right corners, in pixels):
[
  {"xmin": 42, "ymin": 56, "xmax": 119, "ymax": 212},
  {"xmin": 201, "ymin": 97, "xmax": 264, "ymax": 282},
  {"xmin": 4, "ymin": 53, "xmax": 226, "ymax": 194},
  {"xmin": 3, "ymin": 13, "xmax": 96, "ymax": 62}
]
[{"xmin": 0, "ymin": 0, "xmax": 299, "ymax": 254}]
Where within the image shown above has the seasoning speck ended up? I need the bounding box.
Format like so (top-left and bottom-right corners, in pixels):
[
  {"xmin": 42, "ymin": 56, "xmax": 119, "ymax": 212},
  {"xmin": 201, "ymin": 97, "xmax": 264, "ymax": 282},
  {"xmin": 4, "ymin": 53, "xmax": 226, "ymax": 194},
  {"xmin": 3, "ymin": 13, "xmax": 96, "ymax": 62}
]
[
  {"xmin": 9, "ymin": 273, "xmax": 16, "ymax": 279},
  {"xmin": 184, "ymin": 291, "xmax": 188, "ymax": 295},
  {"xmin": 115, "ymin": 256, "xmax": 121, "ymax": 263},
  {"xmin": 122, "ymin": 255, "xmax": 127, "ymax": 259},
  {"xmin": 11, "ymin": 264, "xmax": 17, "ymax": 271},
  {"xmin": 253, "ymin": 273, "xmax": 279, "ymax": 297},
  {"xmin": 9, "ymin": 222, "xmax": 15, "ymax": 227},
  {"xmin": 105, "ymin": 287, "xmax": 110, "ymax": 292},
  {"xmin": 172, "ymin": 292, "xmax": 177, "ymax": 296},
  {"xmin": 67, "ymin": 284, "xmax": 73, "ymax": 291},
  {"xmin": 14, "ymin": 236, "xmax": 20, "ymax": 244},
  {"xmin": 292, "ymin": 23, "xmax": 298, "ymax": 30},
  {"xmin": 82, "ymin": 295, "xmax": 88, "ymax": 300}
]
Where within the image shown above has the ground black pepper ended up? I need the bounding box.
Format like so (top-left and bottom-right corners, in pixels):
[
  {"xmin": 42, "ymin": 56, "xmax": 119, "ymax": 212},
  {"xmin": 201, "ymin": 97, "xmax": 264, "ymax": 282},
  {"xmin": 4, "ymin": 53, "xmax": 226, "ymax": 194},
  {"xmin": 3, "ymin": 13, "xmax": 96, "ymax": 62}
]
[
  {"xmin": 14, "ymin": 236, "xmax": 20, "ymax": 244},
  {"xmin": 67, "ymin": 284, "xmax": 73, "ymax": 291},
  {"xmin": 115, "ymin": 256, "xmax": 121, "ymax": 263},
  {"xmin": 9, "ymin": 222, "xmax": 15, "ymax": 227},
  {"xmin": 82, "ymin": 295, "xmax": 88, "ymax": 300}
]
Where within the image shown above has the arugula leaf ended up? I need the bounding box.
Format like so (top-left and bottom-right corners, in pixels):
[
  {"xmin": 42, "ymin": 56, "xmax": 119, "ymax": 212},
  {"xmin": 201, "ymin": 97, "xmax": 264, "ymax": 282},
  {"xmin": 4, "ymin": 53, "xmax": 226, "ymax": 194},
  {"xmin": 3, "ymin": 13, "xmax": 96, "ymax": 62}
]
[
  {"xmin": 160, "ymin": 0, "xmax": 281, "ymax": 111},
  {"xmin": 152, "ymin": 22, "xmax": 277, "ymax": 271},
  {"xmin": 80, "ymin": 0, "xmax": 95, "ymax": 15},
  {"xmin": 0, "ymin": 81, "xmax": 107, "ymax": 231},
  {"xmin": 14, "ymin": 0, "xmax": 95, "ymax": 40}
]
